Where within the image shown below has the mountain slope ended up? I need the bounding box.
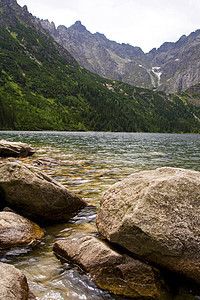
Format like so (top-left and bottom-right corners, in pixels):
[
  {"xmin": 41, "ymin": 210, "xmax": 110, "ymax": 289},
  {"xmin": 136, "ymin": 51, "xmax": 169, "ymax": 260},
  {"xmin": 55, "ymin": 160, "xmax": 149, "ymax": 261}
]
[
  {"xmin": 0, "ymin": 0, "xmax": 200, "ymax": 133},
  {"xmin": 147, "ymin": 30, "xmax": 200, "ymax": 93},
  {"xmin": 39, "ymin": 19, "xmax": 200, "ymax": 94},
  {"xmin": 39, "ymin": 20, "xmax": 152, "ymax": 90}
]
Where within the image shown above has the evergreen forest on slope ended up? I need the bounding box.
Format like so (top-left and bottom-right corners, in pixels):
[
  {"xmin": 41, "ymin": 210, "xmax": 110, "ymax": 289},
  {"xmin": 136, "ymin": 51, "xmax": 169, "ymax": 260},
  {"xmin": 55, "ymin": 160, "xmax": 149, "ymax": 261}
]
[{"xmin": 0, "ymin": 0, "xmax": 200, "ymax": 133}]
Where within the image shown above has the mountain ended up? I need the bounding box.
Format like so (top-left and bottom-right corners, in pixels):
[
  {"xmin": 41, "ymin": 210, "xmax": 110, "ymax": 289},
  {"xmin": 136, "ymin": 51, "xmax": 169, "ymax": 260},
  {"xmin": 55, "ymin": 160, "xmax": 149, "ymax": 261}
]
[
  {"xmin": 38, "ymin": 20, "xmax": 152, "ymax": 90},
  {"xmin": 0, "ymin": 0, "xmax": 200, "ymax": 133},
  {"xmin": 39, "ymin": 19, "xmax": 200, "ymax": 94},
  {"xmin": 147, "ymin": 30, "xmax": 200, "ymax": 93}
]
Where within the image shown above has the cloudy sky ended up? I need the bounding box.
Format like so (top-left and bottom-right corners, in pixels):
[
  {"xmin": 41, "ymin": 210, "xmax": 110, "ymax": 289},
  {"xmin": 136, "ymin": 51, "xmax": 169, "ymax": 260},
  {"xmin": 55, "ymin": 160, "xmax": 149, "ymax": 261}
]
[{"xmin": 16, "ymin": 0, "xmax": 200, "ymax": 53}]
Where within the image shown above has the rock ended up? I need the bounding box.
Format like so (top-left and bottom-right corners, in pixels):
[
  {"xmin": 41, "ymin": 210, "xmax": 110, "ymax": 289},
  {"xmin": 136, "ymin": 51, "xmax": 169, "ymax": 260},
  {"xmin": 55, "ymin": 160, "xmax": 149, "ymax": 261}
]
[
  {"xmin": 96, "ymin": 167, "xmax": 200, "ymax": 283},
  {"xmin": 0, "ymin": 262, "xmax": 35, "ymax": 299},
  {"xmin": 54, "ymin": 235, "xmax": 168, "ymax": 299},
  {"xmin": 2, "ymin": 206, "xmax": 15, "ymax": 212},
  {"xmin": 0, "ymin": 139, "xmax": 35, "ymax": 157},
  {"xmin": 0, "ymin": 161, "xmax": 87, "ymax": 222},
  {"xmin": 0, "ymin": 211, "xmax": 45, "ymax": 249}
]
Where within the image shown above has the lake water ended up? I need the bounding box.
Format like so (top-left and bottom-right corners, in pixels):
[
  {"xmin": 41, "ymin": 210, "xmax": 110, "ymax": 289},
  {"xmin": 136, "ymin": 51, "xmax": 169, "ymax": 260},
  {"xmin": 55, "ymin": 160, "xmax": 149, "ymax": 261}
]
[{"xmin": 0, "ymin": 131, "xmax": 199, "ymax": 299}]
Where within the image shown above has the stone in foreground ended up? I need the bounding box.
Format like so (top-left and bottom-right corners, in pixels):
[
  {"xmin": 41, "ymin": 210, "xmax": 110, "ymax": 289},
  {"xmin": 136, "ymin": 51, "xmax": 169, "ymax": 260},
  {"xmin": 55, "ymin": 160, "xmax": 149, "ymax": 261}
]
[
  {"xmin": 0, "ymin": 211, "xmax": 45, "ymax": 249},
  {"xmin": 0, "ymin": 161, "xmax": 87, "ymax": 222},
  {"xmin": 97, "ymin": 167, "xmax": 200, "ymax": 283},
  {"xmin": 54, "ymin": 235, "xmax": 168, "ymax": 299},
  {"xmin": 0, "ymin": 139, "xmax": 35, "ymax": 157},
  {"xmin": 0, "ymin": 262, "xmax": 35, "ymax": 299}
]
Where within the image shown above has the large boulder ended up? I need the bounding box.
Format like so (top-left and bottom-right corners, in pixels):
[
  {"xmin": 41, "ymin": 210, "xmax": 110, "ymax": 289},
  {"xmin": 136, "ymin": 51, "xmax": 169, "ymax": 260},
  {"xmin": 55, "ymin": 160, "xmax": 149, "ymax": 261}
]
[
  {"xmin": 54, "ymin": 235, "xmax": 168, "ymax": 299},
  {"xmin": 0, "ymin": 139, "xmax": 35, "ymax": 157},
  {"xmin": 0, "ymin": 262, "xmax": 35, "ymax": 299},
  {"xmin": 96, "ymin": 167, "xmax": 200, "ymax": 283},
  {"xmin": 0, "ymin": 211, "xmax": 45, "ymax": 249},
  {"xmin": 0, "ymin": 161, "xmax": 87, "ymax": 222}
]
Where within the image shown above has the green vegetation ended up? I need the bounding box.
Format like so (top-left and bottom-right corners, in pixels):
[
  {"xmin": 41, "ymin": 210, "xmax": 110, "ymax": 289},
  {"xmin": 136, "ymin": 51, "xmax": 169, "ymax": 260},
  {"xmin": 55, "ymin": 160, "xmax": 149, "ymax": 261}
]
[
  {"xmin": 10, "ymin": 31, "xmax": 17, "ymax": 39},
  {"xmin": 0, "ymin": 17, "xmax": 200, "ymax": 133}
]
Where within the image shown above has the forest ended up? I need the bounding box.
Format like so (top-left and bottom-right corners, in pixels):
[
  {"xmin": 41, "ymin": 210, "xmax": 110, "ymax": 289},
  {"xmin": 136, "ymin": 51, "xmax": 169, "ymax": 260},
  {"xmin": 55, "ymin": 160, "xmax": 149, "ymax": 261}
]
[{"xmin": 0, "ymin": 15, "xmax": 200, "ymax": 133}]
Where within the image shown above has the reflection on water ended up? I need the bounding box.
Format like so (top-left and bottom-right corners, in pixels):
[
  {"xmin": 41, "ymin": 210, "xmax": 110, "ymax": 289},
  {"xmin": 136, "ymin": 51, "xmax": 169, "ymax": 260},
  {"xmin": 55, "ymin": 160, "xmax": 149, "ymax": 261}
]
[{"xmin": 0, "ymin": 131, "xmax": 199, "ymax": 299}]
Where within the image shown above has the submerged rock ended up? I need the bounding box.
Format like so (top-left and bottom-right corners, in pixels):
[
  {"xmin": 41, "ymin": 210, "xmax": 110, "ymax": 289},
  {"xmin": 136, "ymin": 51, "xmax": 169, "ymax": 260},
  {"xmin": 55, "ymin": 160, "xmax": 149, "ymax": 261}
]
[
  {"xmin": 0, "ymin": 139, "xmax": 35, "ymax": 157},
  {"xmin": 0, "ymin": 161, "xmax": 87, "ymax": 222},
  {"xmin": 0, "ymin": 262, "xmax": 35, "ymax": 299},
  {"xmin": 0, "ymin": 211, "xmax": 45, "ymax": 249},
  {"xmin": 96, "ymin": 167, "xmax": 200, "ymax": 283},
  {"xmin": 54, "ymin": 235, "xmax": 168, "ymax": 299}
]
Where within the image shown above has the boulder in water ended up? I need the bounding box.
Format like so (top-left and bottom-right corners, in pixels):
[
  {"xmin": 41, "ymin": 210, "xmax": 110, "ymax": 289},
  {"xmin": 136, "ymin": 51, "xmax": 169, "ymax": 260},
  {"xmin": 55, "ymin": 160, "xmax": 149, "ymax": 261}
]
[
  {"xmin": 0, "ymin": 211, "xmax": 45, "ymax": 249},
  {"xmin": 0, "ymin": 161, "xmax": 87, "ymax": 222},
  {"xmin": 0, "ymin": 262, "xmax": 35, "ymax": 299},
  {"xmin": 0, "ymin": 139, "xmax": 35, "ymax": 157},
  {"xmin": 54, "ymin": 235, "xmax": 168, "ymax": 299},
  {"xmin": 97, "ymin": 167, "xmax": 200, "ymax": 283}
]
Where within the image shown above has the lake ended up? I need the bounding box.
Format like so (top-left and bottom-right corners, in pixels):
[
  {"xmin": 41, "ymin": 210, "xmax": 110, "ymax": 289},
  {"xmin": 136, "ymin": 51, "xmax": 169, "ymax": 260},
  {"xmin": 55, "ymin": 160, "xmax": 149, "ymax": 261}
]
[{"xmin": 0, "ymin": 131, "xmax": 199, "ymax": 299}]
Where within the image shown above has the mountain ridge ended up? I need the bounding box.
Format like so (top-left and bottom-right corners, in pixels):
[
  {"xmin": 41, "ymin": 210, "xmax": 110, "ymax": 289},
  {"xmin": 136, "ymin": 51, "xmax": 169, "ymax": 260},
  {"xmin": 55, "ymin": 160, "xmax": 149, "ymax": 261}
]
[
  {"xmin": 39, "ymin": 18, "xmax": 200, "ymax": 94},
  {"xmin": 0, "ymin": 0, "xmax": 200, "ymax": 133}
]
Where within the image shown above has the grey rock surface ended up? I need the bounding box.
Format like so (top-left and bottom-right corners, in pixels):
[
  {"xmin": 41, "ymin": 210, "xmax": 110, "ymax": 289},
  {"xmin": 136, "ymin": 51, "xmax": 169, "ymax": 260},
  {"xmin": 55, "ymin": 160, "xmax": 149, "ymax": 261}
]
[
  {"xmin": 97, "ymin": 167, "xmax": 200, "ymax": 283},
  {"xmin": 54, "ymin": 235, "xmax": 168, "ymax": 299},
  {"xmin": 0, "ymin": 211, "xmax": 45, "ymax": 248},
  {"xmin": 0, "ymin": 161, "xmax": 87, "ymax": 222},
  {"xmin": 0, "ymin": 262, "xmax": 35, "ymax": 299},
  {"xmin": 0, "ymin": 139, "xmax": 35, "ymax": 157}
]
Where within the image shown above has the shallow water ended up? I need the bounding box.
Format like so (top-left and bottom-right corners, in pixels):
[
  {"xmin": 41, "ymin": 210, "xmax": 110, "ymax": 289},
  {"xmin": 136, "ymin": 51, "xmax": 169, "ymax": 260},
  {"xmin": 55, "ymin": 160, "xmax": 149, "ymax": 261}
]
[{"xmin": 0, "ymin": 131, "xmax": 199, "ymax": 299}]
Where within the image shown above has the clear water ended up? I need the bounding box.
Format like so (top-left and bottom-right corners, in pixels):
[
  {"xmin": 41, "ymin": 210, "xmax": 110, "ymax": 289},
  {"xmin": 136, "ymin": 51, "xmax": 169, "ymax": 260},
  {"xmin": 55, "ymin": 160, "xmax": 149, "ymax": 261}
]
[{"xmin": 0, "ymin": 131, "xmax": 199, "ymax": 299}]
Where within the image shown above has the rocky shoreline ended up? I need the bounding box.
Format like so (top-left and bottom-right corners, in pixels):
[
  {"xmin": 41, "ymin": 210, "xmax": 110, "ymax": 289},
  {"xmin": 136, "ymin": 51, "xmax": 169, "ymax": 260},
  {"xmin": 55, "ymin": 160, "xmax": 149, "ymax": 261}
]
[{"xmin": 0, "ymin": 140, "xmax": 200, "ymax": 299}]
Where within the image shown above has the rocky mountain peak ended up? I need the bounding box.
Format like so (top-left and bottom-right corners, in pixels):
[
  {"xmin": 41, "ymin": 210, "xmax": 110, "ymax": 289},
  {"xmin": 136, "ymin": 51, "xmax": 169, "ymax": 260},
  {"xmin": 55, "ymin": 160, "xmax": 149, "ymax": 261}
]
[
  {"xmin": 22, "ymin": 5, "xmax": 28, "ymax": 11},
  {"xmin": 37, "ymin": 16, "xmax": 200, "ymax": 93},
  {"xmin": 38, "ymin": 19, "xmax": 57, "ymax": 36},
  {"xmin": 70, "ymin": 20, "xmax": 87, "ymax": 32}
]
